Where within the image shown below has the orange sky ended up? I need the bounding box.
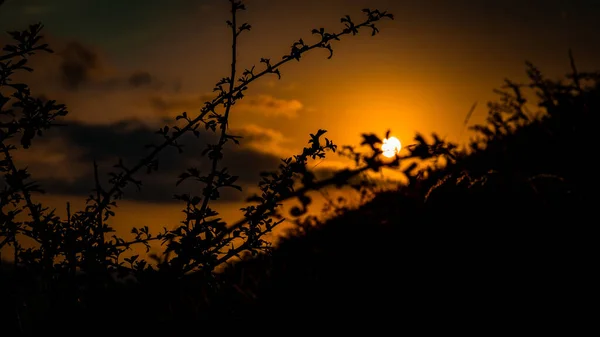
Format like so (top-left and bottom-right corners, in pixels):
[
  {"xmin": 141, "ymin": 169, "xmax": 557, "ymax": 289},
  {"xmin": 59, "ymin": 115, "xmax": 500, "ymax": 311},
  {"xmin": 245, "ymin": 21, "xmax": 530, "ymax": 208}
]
[{"xmin": 2, "ymin": 0, "xmax": 599, "ymax": 255}]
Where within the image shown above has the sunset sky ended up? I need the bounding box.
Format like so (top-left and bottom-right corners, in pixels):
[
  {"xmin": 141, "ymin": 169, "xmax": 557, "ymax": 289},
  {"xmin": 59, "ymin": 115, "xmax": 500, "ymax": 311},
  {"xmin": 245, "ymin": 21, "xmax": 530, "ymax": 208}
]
[{"xmin": 2, "ymin": 0, "xmax": 599, "ymax": 251}]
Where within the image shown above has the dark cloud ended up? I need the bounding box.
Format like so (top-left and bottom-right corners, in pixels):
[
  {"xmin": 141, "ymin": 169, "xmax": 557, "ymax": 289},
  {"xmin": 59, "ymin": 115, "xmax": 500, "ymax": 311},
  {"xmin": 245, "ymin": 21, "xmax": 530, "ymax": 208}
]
[
  {"xmin": 58, "ymin": 42, "xmax": 98, "ymax": 90},
  {"xmin": 32, "ymin": 119, "xmax": 285, "ymax": 203},
  {"xmin": 149, "ymin": 94, "xmax": 211, "ymax": 114},
  {"xmin": 240, "ymin": 95, "xmax": 303, "ymax": 118},
  {"xmin": 128, "ymin": 71, "xmax": 153, "ymax": 87},
  {"xmin": 52, "ymin": 42, "xmax": 164, "ymax": 92},
  {"xmin": 147, "ymin": 92, "xmax": 305, "ymax": 120}
]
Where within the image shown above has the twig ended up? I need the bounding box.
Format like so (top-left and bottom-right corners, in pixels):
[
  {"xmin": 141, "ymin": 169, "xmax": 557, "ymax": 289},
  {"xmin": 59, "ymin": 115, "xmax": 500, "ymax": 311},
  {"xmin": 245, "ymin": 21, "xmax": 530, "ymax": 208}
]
[
  {"xmin": 84, "ymin": 9, "xmax": 393, "ymax": 230},
  {"xmin": 196, "ymin": 0, "xmax": 240, "ymax": 231}
]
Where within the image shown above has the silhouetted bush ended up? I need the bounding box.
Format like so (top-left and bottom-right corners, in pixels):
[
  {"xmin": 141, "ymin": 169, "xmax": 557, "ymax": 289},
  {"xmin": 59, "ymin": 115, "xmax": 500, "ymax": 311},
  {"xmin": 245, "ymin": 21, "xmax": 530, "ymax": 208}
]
[{"xmin": 1, "ymin": 0, "xmax": 399, "ymax": 334}]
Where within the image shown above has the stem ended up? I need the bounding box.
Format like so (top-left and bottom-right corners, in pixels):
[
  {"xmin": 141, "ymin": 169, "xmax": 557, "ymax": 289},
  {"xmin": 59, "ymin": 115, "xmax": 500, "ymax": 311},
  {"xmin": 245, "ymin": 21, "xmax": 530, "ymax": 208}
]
[
  {"xmin": 0, "ymin": 23, "xmax": 46, "ymax": 62},
  {"xmin": 206, "ymin": 154, "xmax": 414, "ymax": 268},
  {"xmin": 568, "ymin": 49, "xmax": 581, "ymax": 91},
  {"xmin": 183, "ymin": 161, "xmax": 382, "ymax": 274},
  {"xmin": 93, "ymin": 160, "xmax": 106, "ymax": 267},
  {"xmin": 0, "ymin": 45, "xmax": 47, "ymax": 62},
  {"xmin": 0, "ymin": 235, "xmax": 10, "ymax": 249},
  {"xmin": 84, "ymin": 15, "xmax": 385, "ymax": 228},
  {"xmin": 0, "ymin": 145, "xmax": 48, "ymax": 269},
  {"xmin": 0, "ymin": 146, "xmax": 41, "ymax": 225},
  {"xmin": 213, "ymin": 165, "xmax": 371, "ymax": 249},
  {"xmin": 112, "ymin": 237, "xmax": 161, "ymax": 248},
  {"xmin": 196, "ymin": 0, "xmax": 239, "ymax": 230}
]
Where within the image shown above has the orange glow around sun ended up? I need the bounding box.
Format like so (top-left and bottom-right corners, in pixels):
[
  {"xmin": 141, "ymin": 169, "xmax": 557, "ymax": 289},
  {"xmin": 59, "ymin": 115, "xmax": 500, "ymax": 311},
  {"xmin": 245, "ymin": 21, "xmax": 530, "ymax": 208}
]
[{"xmin": 381, "ymin": 136, "xmax": 401, "ymax": 158}]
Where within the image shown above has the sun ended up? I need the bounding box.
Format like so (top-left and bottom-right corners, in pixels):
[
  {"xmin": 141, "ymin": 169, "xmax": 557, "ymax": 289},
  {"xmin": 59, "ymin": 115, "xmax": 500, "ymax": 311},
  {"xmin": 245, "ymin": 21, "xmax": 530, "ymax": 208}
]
[{"xmin": 381, "ymin": 136, "xmax": 401, "ymax": 158}]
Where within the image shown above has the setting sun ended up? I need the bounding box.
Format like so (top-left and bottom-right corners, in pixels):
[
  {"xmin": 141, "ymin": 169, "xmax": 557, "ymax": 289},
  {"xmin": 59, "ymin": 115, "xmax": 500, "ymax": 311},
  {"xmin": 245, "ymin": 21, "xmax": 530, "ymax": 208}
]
[{"xmin": 381, "ymin": 136, "xmax": 401, "ymax": 158}]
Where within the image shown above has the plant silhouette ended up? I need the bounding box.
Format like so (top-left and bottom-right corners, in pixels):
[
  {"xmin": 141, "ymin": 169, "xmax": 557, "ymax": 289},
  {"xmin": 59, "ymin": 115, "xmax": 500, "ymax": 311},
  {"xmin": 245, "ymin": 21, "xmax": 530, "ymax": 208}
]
[
  {"xmin": 0, "ymin": 0, "xmax": 399, "ymax": 334},
  {"xmin": 0, "ymin": 0, "xmax": 595, "ymax": 334}
]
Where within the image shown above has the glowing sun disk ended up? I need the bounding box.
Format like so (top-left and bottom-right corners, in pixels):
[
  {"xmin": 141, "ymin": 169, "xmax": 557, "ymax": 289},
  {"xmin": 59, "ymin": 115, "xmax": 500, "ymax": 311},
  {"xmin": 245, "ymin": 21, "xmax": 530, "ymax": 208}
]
[{"xmin": 382, "ymin": 136, "xmax": 401, "ymax": 158}]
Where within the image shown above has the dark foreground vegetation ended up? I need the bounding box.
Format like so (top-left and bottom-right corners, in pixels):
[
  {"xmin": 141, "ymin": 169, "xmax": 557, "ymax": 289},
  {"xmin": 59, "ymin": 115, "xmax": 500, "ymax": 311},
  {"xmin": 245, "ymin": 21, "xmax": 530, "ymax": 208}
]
[
  {"xmin": 1, "ymin": 0, "xmax": 596, "ymax": 335},
  {"xmin": 210, "ymin": 58, "xmax": 597, "ymax": 333}
]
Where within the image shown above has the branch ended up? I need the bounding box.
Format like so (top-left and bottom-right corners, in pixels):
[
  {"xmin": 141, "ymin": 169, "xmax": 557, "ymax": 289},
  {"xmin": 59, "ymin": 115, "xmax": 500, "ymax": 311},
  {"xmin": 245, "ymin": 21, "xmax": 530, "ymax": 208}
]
[
  {"xmin": 83, "ymin": 9, "xmax": 393, "ymax": 228},
  {"xmin": 0, "ymin": 25, "xmax": 49, "ymax": 62},
  {"xmin": 0, "ymin": 145, "xmax": 42, "ymax": 228},
  {"xmin": 213, "ymin": 164, "xmax": 372, "ymax": 246},
  {"xmin": 112, "ymin": 236, "xmax": 161, "ymax": 248},
  {"xmin": 208, "ymin": 153, "xmax": 414, "ymax": 268},
  {"xmin": 196, "ymin": 0, "xmax": 240, "ymax": 230}
]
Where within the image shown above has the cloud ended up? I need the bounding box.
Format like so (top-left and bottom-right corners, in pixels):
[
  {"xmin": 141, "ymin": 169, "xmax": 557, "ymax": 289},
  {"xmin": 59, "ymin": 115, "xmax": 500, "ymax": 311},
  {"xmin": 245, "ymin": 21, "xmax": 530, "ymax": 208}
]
[
  {"xmin": 10, "ymin": 135, "xmax": 89, "ymax": 184},
  {"xmin": 3, "ymin": 31, "xmax": 303, "ymax": 127},
  {"xmin": 235, "ymin": 124, "xmax": 287, "ymax": 144},
  {"xmin": 233, "ymin": 123, "xmax": 292, "ymax": 157},
  {"xmin": 13, "ymin": 119, "xmax": 292, "ymax": 204},
  {"xmin": 148, "ymin": 92, "xmax": 304, "ymax": 120},
  {"xmin": 5, "ymin": 36, "xmax": 166, "ymax": 94},
  {"xmin": 58, "ymin": 41, "xmax": 100, "ymax": 90},
  {"xmin": 128, "ymin": 71, "xmax": 154, "ymax": 88},
  {"xmin": 55, "ymin": 42, "xmax": 165, "ymax": 92},
  {"xmin": 12, "ymin": 116, "xmax": 347, "ymax": 209},
  {"xmin": 0, "ymin": 37, "xmax": 179, "ymax": 124},
  {"xmin": 148, "ymin": 93, "xmax": 211, "ymax": 115},
  {"xmin": 3, "ymin": 34, "xmax": 330, "ymax": 205},
  {"xmin": 238, "ymin": 94, "xmax": 303, "ymax": 118}
]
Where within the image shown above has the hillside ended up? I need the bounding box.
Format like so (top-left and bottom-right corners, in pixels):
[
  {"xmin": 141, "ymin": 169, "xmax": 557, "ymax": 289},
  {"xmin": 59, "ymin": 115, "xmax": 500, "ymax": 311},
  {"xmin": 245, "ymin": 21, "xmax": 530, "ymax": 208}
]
[{"xmin": 208, "ymin": 60, "xmax": 597, "ymax": 332}]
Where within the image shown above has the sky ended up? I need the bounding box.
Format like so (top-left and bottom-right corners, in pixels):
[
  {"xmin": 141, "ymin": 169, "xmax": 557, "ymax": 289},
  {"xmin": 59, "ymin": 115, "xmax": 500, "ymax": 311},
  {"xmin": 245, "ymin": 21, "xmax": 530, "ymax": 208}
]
[{"xmin": 1, "ymin": 0, "xmax": 599, "ymax": 254}]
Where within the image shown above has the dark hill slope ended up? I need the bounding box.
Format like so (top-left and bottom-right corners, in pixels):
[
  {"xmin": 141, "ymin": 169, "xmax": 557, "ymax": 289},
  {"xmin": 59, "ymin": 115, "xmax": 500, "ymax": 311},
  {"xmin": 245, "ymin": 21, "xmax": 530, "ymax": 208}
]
[{"xmin": 213, "ymin": 64, "xmax": 598, "ymax": 332}]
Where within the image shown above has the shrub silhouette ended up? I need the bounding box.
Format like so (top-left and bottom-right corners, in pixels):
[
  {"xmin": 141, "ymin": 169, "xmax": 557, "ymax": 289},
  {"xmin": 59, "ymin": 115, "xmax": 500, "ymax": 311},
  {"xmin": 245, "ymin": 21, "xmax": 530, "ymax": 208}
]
[{"xmin": 0, "ymin": 0, "xmax": 399, "ymax": 334}]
